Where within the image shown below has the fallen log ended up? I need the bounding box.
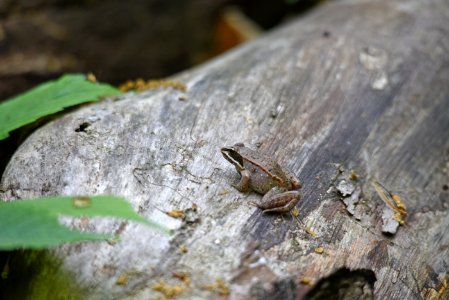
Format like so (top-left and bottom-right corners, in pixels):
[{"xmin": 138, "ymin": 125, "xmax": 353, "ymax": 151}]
[{"xmin": 1, "ymin": 0, "xmax": 449, "ymax": 299}]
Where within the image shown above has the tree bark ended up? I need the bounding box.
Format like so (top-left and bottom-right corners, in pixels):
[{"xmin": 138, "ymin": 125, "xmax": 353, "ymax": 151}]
[{"xmin": 1, "ymin": 0, "xmax": 449, "ymax": 299}]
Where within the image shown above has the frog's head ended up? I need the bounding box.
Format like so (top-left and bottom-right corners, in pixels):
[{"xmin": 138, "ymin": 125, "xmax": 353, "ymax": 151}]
[{"xmin": 221, "ymin": 143, "xmax": 245, "ymax": 171}]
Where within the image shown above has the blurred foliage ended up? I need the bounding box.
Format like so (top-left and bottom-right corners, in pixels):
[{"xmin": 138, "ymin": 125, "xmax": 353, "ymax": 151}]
[
  {"xmin": 0, "ymin": 74, "xmax": 121, "ymax": 140},
  {"xmin": 0, "ymin": 195, "xmax": 169, "ymax": 250}
]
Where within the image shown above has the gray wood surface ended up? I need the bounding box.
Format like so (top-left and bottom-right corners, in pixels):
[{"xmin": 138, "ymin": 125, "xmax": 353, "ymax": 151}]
[{"xmin": 1, "ymin": 0, "xmax": 449, "ymax": 299}]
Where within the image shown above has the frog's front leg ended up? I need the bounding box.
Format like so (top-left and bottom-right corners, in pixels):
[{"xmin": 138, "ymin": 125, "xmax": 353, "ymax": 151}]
[
  {"xmin": 251, "ymin": 187, "xmax": 300, "ymax": 213},
  {"xmin": 233, "ymin": 169, "xmax": 251, "ymax": 192}
]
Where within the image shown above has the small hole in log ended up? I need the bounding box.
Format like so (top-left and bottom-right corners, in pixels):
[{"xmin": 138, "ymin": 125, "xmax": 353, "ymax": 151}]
[
  {"xmin": 303, "ymin": 268, "xmax": 376, "ymax": 300},
  {"xmin": 322, "ymin": 30, "xmax": 331, "ymax": 38},
  {"xmin": 75, "ymin": 122, "xmax": 91, "ymax": 132},
  {"xmin": 443, "ymin": 184, "xmax": 448, "ymax": 191}
]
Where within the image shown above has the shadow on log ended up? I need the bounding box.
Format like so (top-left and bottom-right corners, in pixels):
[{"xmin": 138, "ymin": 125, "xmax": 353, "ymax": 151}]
[{"xmin": 1, "ymin": 0, "xmax": 449, "ymax": 299}]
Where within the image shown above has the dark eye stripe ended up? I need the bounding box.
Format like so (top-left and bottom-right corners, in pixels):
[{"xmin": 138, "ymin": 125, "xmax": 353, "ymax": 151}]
[
  {"xmin": 222, "ymin": 150, "xmax": 244, "ymax": 169},
  {"xmin": 228, "ymin": 156, "xmax": 243, "ymax": 168}
]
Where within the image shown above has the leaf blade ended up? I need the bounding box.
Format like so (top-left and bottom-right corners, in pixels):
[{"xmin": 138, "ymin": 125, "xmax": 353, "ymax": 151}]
[
  {"xmin": 0, "ymin": 195, "xmax": 169, "ymax": 250},
  {"xmin": 0, "ymin": 74, "xmax": 121, "ymax": 140}
]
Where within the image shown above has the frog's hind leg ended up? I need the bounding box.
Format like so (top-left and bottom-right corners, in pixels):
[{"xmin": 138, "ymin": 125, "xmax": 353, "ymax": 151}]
[
  {"xmin": 251, "ymin": 188, "xmax": 301, "ymax": 213},
  {"xmin": 233, "ymin": 169, "xmax": 251, "ymax": 192},
  {"xmin": 261, "ymin": 194, "xmax": 299, "ymax": 213}
]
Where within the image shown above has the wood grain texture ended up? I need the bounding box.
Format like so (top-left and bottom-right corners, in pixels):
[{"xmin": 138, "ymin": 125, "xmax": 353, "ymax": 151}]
[{"xmin": 1, "ymin": 0, "xmax": 449, "ymax": 299}]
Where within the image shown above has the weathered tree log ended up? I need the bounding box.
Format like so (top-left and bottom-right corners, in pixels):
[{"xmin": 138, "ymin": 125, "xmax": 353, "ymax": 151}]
[{"xmin": 1, "ymin": 0, "xmax": 449, "ymax": 299}]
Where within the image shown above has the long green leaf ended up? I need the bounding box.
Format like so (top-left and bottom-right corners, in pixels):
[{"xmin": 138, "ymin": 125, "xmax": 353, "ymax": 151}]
[
  {"xmin": 0, "ymin": 196, "xmax": 170, "ymax": 250},
  {"xmin": 0, "ymin": 74, "xmax": 122, "ymax": 140}
]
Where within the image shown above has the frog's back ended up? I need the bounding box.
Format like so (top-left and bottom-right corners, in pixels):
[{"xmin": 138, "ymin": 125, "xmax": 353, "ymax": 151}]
[
  {"xmin": 239, "ymin": 147, "xmax": 288, "ymax": 193},
  {"xmin": 240, "ymin": 147, "xmax": 282, "ymax": 172}
]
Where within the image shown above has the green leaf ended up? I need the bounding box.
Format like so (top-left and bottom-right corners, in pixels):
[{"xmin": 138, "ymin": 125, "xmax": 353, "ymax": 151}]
[
  {"xmin": 0, "ymin": 74, "xmax": 122, "ymax": 140},
  {"xmin": 0, "ymin": 195, "xmax": 170, "ymax": 250}
]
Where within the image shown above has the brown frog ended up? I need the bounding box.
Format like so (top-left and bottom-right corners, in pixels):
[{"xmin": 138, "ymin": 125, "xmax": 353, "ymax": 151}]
[{"xmin": 221, "ymin": 143, "xmax": 301, "ymax": 213}]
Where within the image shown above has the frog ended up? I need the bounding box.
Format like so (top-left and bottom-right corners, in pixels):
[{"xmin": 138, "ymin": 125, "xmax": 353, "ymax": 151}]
[{"xmin": 221, "ymin": 143, "xmax": 301, "ymax": 213}]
